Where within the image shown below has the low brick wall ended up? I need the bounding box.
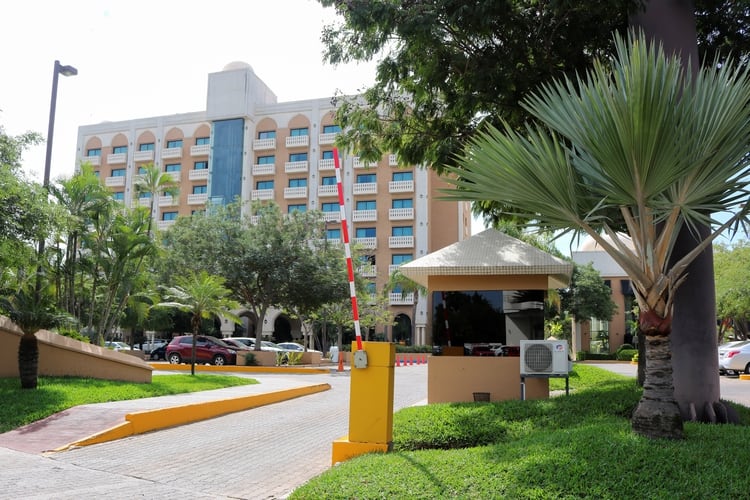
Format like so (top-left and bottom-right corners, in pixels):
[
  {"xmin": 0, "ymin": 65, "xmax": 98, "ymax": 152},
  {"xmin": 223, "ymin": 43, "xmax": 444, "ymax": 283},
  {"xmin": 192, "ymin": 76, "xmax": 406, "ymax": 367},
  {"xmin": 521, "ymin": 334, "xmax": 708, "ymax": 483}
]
[{"xmin": 1, "ymin": 317, "xmax": 153, "ymax": 383}]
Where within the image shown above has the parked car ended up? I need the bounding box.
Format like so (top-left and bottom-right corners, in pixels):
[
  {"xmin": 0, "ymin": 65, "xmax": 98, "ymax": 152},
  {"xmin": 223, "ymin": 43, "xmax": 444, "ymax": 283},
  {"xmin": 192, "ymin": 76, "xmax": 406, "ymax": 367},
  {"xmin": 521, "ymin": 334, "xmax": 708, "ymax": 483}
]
[
  {"xmin": 718, "ymin": 340, "xmax": 750, "ymax": 374},
  {"xmin": 104, "ymin": 341, "xmax": 139, "ymax": 351},
  {"xmin": 227, "ymin": 337, "xmax": 283, "ymax": 351},
  {"xmin": 223, "ymin": 338, "xmax": 252, "ymax": 351},
  {"xmin": 719, "ymin": 341, "xmax": 750, "ymax": 375},
  {"xmin": 150, "ymin": 343, "xmax": 168, "ymax": 361},
  {"xmin": 276, "ymin": 342, "xmax": 322, "ymax": 354},
  {"xmin": 165, "ymin": 335, "xmax": 237, "ymax": 366},
  {"xmin": 141, "ymin": 339, "xmax": 167, "ymax": 354}
]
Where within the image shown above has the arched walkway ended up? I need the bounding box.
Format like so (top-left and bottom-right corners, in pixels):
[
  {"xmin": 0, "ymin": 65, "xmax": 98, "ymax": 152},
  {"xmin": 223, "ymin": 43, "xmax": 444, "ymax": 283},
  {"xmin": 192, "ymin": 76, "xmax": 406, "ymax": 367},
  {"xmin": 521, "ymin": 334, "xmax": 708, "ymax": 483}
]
[{"xmin": 393, "ymin": 314, "xmax": 412, "ymax": 345}]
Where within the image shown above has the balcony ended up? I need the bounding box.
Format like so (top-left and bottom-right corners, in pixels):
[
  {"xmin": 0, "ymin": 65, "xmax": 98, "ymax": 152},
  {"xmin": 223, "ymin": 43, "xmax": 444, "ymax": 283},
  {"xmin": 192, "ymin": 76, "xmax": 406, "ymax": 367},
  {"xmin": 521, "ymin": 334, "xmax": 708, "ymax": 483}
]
[
  {"xmin": 190, "ymin": 144, "xmax": 210, "ymax": 156},
  {"xmin": 389, "ymin": 235, "xmax": 414, "ymax": 248},
  {"xmin": 319, "ymin": 132, "xmax": 338, "ymax": 145},
  {"xmin": 157, "ymin": 219, "xmax": 176, "ymax": 231},
  {"xmin": 389, "ymin": 180, "xmax": 414, "ymax": 193},
  {"xmin": 358, "ymin": 265, "xmax": 377, "ymax": 278},
  {"xmin": 318, "ymin": 184, "xmax": 338, "ymax": 197},
  {"xmin": 286, "ymin": 135, "xmax": 309, "ymax": 148},
  {"xmin": 389, "ymin": 154, "xmax": 398, "ymax": 166},
  {"xmin": 189, "ymin": 168, "xmax": 209, "ymax": 181},
  {"xmin": 389, "ymin": 292, "xmax": 415, "ymax": 305},
  {"xmin": 285, "ymin": 161, "xmax": 309, "ymax": 174},
  {"xmin": 161, "ymin": 147, "xmax": 182, "ymax": 159},
  {"xmin": 137, "ymin": 197, "xmax": 152, "ymax": 207},
  {"xmin": 134, "ymin": 150, "xmax": 154, "ymax": 162},
  {"xmin": 187, "ymin": 193, "xmax": 208, "ymax": 205},
  {"xmin": 159, "ymin": 195, "xmax": 178, "ymax": 207},
  {"xmin": 352, "ymin": 209, "xmax": 377, "ymax": 222},
  {"xmin": 322, "ymin": 211, "xmax": 341, "ymax": 223},
  {"xmin": 284, "ymin": 186, "xmax": 308, "ymax": 199},
  {"xmin": 250, "ymin": 215, "xmax": 260, "ymax": 225},
  {"xmin": 353, "ymin": 157, "xmax": 374, "ymax": 169},
  {"xmin": 389, "ymin": 208, "xmax": 414, "ymax": 220},
  {"xmin": 253, "ymin": 138, "xmax": 276, "ymax": 150},
  {"xmin": 107, "ymin": 153, "xmax": 127, "ymax": 165},
  {"xmin": 83, "ymin": 155, "xmax": 101, "ymax": 166},
  {"xmin": 388, "ymin": 264, "xmax": 402, "ymax": 275},
  {"xmin": 252, "ymin": 163, "xmax": 275, "ymax": 176},
  {"xmin": 353, "ymin": 182, "xmax": 377, "ymax": 195},
  {"xmin": 105, "ymin": 176, "xmax": 125, "ymax": 187},
  {"xmin": 318, "ymin": 158, "xmax": 335, "ymax": 171},
  {"xmin": 251, "ymin": 189, "xmax": 274, "ymax": 201},
  {"xmin": 353, "ymin": 237, "xmax": 377, "ymax": 250}
]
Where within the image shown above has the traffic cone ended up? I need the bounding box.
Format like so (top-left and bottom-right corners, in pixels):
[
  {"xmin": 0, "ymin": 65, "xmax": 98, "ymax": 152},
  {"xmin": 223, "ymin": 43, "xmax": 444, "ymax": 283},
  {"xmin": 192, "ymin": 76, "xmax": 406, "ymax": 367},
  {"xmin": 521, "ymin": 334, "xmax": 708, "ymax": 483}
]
[
  {"xmin": 415, "ymin": 356, "xmax": 421, "ymax": 365},
  {"xmin": 337, "ymin": 353, "xmax": 344, "ymax": 372},
  {"xmin": 395, "ymin": 357, "xmax": 401, "ymax": 367},
  {"xmin": 423, "ymin": 355, "xmax": 428, "ymax": 364}
]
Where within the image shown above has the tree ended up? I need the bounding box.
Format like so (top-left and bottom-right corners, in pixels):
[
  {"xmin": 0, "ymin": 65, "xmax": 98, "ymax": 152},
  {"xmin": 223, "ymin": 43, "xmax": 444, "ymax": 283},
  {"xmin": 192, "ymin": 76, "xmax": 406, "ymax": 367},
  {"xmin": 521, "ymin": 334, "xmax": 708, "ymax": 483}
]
[
  {"xmin": 560, "ymin": 263, "xmax": 618, "ymax": 346},
  {"xmin": 714, "ymin": 242, "xmax": 750, "ymax": 340},
  {"xmin": 155, "ymin": 271, "xmax": 240, "ymax": 375},
  {"xmin": 443, "ymin": 33, "xmax": 750, "ymax": 438},
  {"xmin": 132, "ymin": 162, "xmax": 179, "ymax": 237}
]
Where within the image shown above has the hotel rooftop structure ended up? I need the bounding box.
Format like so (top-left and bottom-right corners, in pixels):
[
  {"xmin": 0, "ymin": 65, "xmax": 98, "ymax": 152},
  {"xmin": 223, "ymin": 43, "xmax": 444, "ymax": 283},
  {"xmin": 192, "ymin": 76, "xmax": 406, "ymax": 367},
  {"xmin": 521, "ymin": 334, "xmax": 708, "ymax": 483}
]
[{"xmin": 75, "ymin": 61, "xmax": 471, "ymax": 345}]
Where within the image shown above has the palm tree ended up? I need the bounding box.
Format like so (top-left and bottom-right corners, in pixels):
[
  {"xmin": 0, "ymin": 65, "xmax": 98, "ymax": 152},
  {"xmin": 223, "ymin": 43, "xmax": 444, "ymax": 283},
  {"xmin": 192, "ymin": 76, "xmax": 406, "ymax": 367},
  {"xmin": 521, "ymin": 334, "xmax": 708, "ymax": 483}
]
[
  {"xmin": 444, "ymin": 31, "xmax": 750, "ymax": 439},
  {"xmin": 155, "ymin": 271, "xmax": 240, "ymax": 375},
  {"xmin": 133, "ymin": 162, "xmax": 179, "ymax": 236},
  {"xmin": 0, "ymin": 283, "xmax": 72, "ymax": 388}
]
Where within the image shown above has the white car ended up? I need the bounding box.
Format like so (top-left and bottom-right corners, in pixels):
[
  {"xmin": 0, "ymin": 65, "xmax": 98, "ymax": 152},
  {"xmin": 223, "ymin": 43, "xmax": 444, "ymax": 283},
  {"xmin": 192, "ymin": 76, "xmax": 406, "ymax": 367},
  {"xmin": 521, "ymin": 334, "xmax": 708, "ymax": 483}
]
[
  {"xmin": 226, "ymin": 337, "xmax": 283, "ymax": 351},
  {"xmin": 104, "ymin": 341, "xmax": 139, "ymax": 351},
  {"xmin": 719, "ymin": 341, "xmax": 750, "ymax": 375},
  {"xmin": 276, "ymin": 342, "xmax": 322, "ymax": 354}
]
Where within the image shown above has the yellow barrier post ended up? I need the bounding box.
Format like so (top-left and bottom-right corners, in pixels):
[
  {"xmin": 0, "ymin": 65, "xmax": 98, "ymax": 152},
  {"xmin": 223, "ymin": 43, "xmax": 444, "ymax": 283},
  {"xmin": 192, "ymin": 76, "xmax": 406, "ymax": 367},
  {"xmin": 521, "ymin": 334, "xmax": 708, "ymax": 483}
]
[{"xmin": 331, "ymin": 341, "xmax": 395, "ymax": 464}]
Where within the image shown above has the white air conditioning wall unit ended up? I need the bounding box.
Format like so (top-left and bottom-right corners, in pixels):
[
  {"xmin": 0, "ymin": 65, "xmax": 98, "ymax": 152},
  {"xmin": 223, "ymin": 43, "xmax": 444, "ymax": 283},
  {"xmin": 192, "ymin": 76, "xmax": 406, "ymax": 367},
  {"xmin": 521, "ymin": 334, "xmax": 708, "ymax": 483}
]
[{"xmin": 520, "ymin": 340, "xmax": 569, "ymax": 376}]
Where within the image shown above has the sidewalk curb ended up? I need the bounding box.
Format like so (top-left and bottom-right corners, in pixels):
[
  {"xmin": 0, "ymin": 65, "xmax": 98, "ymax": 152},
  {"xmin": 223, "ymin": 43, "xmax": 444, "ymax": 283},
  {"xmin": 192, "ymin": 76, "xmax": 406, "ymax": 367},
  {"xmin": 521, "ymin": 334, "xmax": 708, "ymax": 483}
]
[{"xmin": 52, "ymin": 383, "xmax": 331, "ymax": 452}]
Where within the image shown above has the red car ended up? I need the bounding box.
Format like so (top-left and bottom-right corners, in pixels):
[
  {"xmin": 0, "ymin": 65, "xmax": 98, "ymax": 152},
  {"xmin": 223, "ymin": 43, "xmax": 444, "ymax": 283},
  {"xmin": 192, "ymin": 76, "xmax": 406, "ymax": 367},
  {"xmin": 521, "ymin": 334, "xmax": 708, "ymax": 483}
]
[{"xmin": 165, "ymin": 335, "xmax": 237, "ymax": 366}]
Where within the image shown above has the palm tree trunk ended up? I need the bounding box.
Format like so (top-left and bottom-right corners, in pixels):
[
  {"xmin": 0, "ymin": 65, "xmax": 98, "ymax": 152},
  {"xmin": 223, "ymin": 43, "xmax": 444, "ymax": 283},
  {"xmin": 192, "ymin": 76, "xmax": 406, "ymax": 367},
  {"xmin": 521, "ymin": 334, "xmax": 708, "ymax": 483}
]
[
  {"xmin": 18, "ymin": 332, "xmax": 39, "ymax": 389},
  {"xmin": 631, "ymin": 332, "xmax": 684, "ymax": 439}
]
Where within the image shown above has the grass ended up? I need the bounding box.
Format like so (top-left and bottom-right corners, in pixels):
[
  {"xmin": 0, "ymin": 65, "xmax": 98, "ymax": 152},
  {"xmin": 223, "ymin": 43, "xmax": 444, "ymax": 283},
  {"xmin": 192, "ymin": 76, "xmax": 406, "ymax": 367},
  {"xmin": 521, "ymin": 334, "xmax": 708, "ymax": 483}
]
[
  {"xmin": 291, "ymin": 365, "xmax": 750, "ymax": 499},
  {"xmin": 0, "ymin": 374, "xmax": 258, "ymax": 433}
]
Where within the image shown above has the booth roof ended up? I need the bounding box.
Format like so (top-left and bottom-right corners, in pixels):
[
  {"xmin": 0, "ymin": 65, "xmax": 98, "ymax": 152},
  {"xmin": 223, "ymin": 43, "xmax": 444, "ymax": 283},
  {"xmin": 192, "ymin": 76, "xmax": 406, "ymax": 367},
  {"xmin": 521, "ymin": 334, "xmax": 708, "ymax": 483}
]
[{"xmin": 399, "ymin": 229, "xmax": 573, "ymax": 290}]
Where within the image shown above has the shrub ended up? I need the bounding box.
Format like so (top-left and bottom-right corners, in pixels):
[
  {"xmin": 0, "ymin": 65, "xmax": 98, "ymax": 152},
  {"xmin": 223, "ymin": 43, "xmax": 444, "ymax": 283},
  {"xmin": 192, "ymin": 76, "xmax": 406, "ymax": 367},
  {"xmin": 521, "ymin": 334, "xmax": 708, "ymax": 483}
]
[
  {"xmin": 617, "ymin": 343, "xmax": 635, "ymax": 352},
  {"xmin": 286, "ymin": 351, "xmax": 303, "ymax": 365},
  {"xmin": 616, "ymin": 349, "xmax": 638, "ymax": 361},
  {"xmin": 244, "ymin": 352, "xmax": 258, "ymax": 366},
  {"xmin": 582, "ymin": 352, "xmax": 617, "ymax": 360},
  {"xmin": 56, "ymin": 328, "xmax": 90, "ymax": 343}
]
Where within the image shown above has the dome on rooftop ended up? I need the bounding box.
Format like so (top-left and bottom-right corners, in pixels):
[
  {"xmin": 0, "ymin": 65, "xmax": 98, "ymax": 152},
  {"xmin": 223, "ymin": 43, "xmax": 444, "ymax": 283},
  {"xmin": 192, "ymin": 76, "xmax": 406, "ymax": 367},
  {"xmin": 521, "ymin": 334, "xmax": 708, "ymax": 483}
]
[{"xmin": 222, "ymin": 61, "xmax": 252, "ymax": 72}]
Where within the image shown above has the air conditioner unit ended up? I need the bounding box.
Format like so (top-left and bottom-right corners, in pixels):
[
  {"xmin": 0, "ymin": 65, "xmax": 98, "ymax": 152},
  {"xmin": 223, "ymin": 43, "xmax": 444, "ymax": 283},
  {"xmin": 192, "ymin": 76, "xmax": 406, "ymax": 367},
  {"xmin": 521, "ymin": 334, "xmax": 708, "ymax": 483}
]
[{"xmin": 520, "ymin": 340, "xmax": 569, "ymax": 376}]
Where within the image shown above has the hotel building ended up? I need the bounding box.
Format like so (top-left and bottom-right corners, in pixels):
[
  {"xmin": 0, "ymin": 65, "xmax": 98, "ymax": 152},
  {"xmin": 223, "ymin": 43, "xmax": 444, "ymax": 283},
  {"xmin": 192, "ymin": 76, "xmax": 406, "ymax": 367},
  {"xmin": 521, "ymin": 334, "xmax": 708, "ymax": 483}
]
[{"xmin": 75, "ymin": 62, "xmax": 471, "ymax": 345}]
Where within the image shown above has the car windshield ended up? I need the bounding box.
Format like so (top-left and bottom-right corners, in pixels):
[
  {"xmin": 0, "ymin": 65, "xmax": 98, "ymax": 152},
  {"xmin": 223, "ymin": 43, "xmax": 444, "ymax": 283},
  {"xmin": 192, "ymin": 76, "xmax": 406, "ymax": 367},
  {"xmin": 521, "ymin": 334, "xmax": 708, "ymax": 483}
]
[{"xmin": 262, "ymin": 341, "xmax": 281, "ymax": 349}]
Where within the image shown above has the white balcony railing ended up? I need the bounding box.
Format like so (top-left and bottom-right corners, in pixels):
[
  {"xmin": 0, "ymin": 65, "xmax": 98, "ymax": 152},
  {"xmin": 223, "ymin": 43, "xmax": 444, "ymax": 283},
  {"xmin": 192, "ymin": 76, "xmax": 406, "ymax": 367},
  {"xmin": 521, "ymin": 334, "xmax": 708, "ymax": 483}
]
[
  {"xmin": 389, "ymin": 235, "xmax": 414, "ymax": 248},
  {"xmin": 389, "ymin": 207, "xmax": 414, "ymax": 220},
  {"xmin": 190, "ymin": 144, "xmax": 210, "ymax": 156},
  {"xmin": 353, "ymin": 237, "xmax": 377, "ymax": 249},
  {"xmin": 187, "ymin": 193, "xmax": 208, "ymax": 205},
  {"xmin": 389, "ymin": 180, "xmax": 414, "ymax": 193},
  {"xmin": 353, "ymin": 182, "xmax": 377, "ymax": 195},
  {"xmin": 250, "ymin": 215, "xmax": 260, "ymax": 225},
  {"xmin": 352, "ymin": 209, "xmax": 377, "ymax": 222},
  {"xmin": 353, "ymin": 157, "xmax": 373, "ymax": 169},
  {"xmin": 252, "ymin": 163, "xmax": 275, "ymax": 176},
  {"xmin": 159, "ymin": 195, "xmax": 178, "ymax": 207},
  {"xmin": 285, "ymin": 161, "xmax": 309, "ymax": 174},
  {"xmin": 107, "ymin": 153, "xmax": 127, "ymax": 164},
  {"xmin": 388, "ymin": 264, "xmax": 406, "ymax": 275},
  {"xmin": 83, "ymin": 155, "xmax": 101, "ymax": 166},
  {"xmin": 389, "ymin": 292, "xmax": 415, "ymax": 305},
  {"xmin": 161, "ymin": 147, "xmax": 182, "ymax": 159},
  {"xmin": 318, "ymin": 158, "xmax": 335, "ymax": 171},
  {"xmin": 157, "ymin": 219, "xmax": 177, "ymax": 230},
  {"xmin": 286, "ymin": 135, "xmax": 309, "ymax": 148},
  {"xmin": 134, "ymin": 150, "xmax": 154, "ymax": 162},
  {"xmin": 137, "ymin": 197, "xmax": 152, "ymax": 207},
  {"xmin": 253, "ymin": 138, "xmax": 276, "ymax": 150},
  {"xmin": 251, "ymin": 189, "xmax": 275, "ymax": 201},
  {"xmin": 284, "ymin": 186, "xmax": 308, "ymax": 199},
  {"xmin": 105, "ymin": 176, "xmax": 126, "ymax": 187},
  {"xmin": 189, "ymin": 169, "xmax": 209, "ymax": 181},
  {"xmin": 389, "ymin": 154, "xmax": 398, "ymax": 166},
  {"xmin": 322, "ymin": 211, "xmax": 341, "ymax": 223},
  {"xmin": 318, "ymin": 132, "xmax": 338, "ymax": 145},
  {"xmin": 318, "ymin": 184, "xmax": 338, "ymax": 197},
  {"xmin": 358, "ymin": 265, "xmax": 377, "ymax": 278}
]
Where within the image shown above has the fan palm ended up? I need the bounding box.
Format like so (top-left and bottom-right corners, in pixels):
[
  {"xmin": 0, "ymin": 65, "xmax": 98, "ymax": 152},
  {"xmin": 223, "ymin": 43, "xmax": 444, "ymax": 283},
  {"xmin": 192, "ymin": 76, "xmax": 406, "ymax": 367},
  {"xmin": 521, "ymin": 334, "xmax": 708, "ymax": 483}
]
[{"xmin": 444, "ymin": 31, "xmax": 750, "ymax": 439}]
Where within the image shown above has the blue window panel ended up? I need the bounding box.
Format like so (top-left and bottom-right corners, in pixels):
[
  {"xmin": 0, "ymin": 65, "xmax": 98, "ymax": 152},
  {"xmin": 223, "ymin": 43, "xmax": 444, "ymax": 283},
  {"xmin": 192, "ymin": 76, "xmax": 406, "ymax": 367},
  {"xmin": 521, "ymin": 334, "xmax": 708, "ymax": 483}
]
[
  {"xmin": 166, "ymin": 139, "xmax": 183, "ymax": 148},
  {"xmin": 113, "ymin": 146, "xmax": 127, "ymax": 154},
  {"xmin": 392, "ymin": 171, "xmax": 413, "ymax": 182},
  {"xmin": 322, "ymin": 176, "xmax": 336, "ymax": 185},
  {"xmin": 392, "ymin": 226, "xmax": 413, "ymax": 237},
  {"xmin": 87, "ymin": 148, "xmax": 101, "ymax": 156},
  {"xmin": 165, "ymin": 164, "xmax": 181, "ymax": 172},
  {"xmin": 193, "ymin": 185, "xmax": 208, "ymax": 194},
  {"xmin": 138, "ymin": 143, "xmax": 154, "ymax": 151},
  {"xmin": 323, "ymin": 125, "xmax": 341, "ymax": 134},
  {"xmin": 357, "ymin": 173, "xmax": 376, "ymax": 183},
  {"xmin": 139, "ymin": 192, "xmax": 152, "ymax": 199},
  {"xmin": 211, "ymin": 119, "xmax": 244, "ymax": 205},
  {"xmin": 111, "ymin": 168, "xmax": 126, "ymax": 177},
  {"xmin": 327, "ymin": 228, "xmax": 341, "ymax": 239},
  {"xmin": 138, "ymin": 166, "xmax": 148, "ymax": 174},
  {"xmin": 356, "ymin": 227, "xmax": 376, "ymax": 238},
  {"xmin": 257, "ymin": 155, "xmax": 275, "ymax": 164},
  {"xmin": 392, "ymin": 254, "xmax": 413, "ymax": 265},
  {"xmin": 322, "ymin": 202, "xmax": 339, "ymax": 212},
  {"xmin": 366, "ymin": 282, "xmax": 377, "ymax": 295},
  {"xmin": 288, "ymin": 178, "xmax": 307, "ymax": 188},
  {"xmin": 194, "ymin": 161, "xmax": 208, "ymax": 170},
  {"xmin": 258, "ymin": 130, "xmax": 276, "ymax": 139},
  {"xmin": 256, "ymin": 180, "xmax": 274, "ymax": 190},
  {"xmin": 356, "ymin": 200, "xmax": 376, "ymax": 210},
  {"xmin": 392, "ymin": 198, "xmax": 413, "ymax": 209},
  {"xmin": 162, "ymin": 211, "xmax": 178, "ymax": 221},
  {"xmin": 322, "ymin": 150, "xmax": 334, "ymax": 159},
  {"xmin": 288, "ymin": 204, "xmax": 307, "ymax": 213},
  {"xmin": 290, "ymin": 127, "xmax": 309, "ymax": 137},
  {"xmin": 290, "ymin": 152, "xmax": 308, "ymax": 162},
  {"xmin": 112, "ymin": 192, "xmax": 125, "ymax": 200},
  {"xmin": 195, "ymin": 137, "xmax": 210, "ymax": 145}
]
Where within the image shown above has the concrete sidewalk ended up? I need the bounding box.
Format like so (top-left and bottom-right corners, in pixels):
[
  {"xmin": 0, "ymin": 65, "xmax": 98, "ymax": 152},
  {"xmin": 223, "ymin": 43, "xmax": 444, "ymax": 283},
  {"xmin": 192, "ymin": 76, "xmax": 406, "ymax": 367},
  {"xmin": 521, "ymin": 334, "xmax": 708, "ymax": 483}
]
[{"xmin": 0, "ymin": 368, "xmax": 333, "ymax": 455}]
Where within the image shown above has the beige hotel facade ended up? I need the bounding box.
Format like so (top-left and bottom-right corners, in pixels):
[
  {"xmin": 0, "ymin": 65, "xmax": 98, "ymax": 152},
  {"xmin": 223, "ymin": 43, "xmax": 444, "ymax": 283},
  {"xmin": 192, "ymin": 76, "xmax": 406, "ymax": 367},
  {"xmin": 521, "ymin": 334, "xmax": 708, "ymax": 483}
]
[{"xmin": 75, "ymin": 62, "xmax": 471, "ymax": 346}]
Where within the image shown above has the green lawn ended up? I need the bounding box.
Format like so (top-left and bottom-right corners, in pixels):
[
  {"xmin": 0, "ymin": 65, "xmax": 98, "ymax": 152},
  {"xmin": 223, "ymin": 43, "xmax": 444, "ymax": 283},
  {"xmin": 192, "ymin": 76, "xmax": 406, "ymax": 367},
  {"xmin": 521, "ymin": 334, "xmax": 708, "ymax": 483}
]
[
  {"xmin": 0, "ymin": 374, "xmax": 258, "ymax": 433},
  {"xmin": 291, "ymin": 365, "xmax": 750, "ymax": 499}
]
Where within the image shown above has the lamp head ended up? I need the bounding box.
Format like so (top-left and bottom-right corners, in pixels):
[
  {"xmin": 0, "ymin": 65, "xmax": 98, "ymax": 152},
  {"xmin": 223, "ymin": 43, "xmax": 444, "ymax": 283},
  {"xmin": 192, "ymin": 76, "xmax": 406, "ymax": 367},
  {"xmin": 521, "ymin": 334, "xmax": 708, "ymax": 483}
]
[{"xmin": 55, "ymin": 60, "xmax": 78, "ymax": 77}]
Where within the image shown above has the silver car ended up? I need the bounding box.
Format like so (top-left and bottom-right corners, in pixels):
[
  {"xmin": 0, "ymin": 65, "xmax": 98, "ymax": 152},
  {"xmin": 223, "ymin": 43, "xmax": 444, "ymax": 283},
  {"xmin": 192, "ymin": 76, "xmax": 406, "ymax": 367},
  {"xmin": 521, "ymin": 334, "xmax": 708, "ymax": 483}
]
[{"xmin": 718, "ymin": 340, "xmax": 750, "ymax": 375}]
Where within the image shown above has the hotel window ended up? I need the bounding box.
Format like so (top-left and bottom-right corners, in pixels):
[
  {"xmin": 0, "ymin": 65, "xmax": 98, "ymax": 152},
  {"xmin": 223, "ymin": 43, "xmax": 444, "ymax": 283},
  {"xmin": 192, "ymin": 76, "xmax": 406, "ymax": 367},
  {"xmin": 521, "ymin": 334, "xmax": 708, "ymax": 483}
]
[
  {"xmin": 139, "ymin": 192, "xmax": 152, "ymax": 199},
  {"xmin": 322, "ymin": 150, "xmax": 334, "ymax": 159},
  {"xmin": 194, "ymin": 161, "xmax": 208, "ymax": 170},
  {"xmin": 166, "ymin": 139, "xmax": 183, "ymax": 148},
  {"xmin": 392, "ymin": 226, "xmax": 413, "ymax": 237},
  {"xmin": 323, "ymin": 125, "xmax": 341, "ymax": 134},
  {"xmin": 257, "ymin": 155, "xmax": 275, "ymax": 164},
  {"xmin": 366, "ymin": 282, "xmax": 377, "ymax": 295},
  {"xmin": 356, "ymin": 173, "xmax": 376, "ymax": 184},
  {"xmin": 322, "ymin": 202, "xmax": 338, "ymax": 212},
  {"xmin": 289, "ymin": 152, "xmax": 308, "ymax": 162},
  {"xmin": 258, "ymin": 130, "xmax": 276, "ymax": 139},
  {"xmin": 195, "ymin": 137, "xmax": 210, "ymax": 145},
  {"xmin": 87, "ymin": 148, "xmax": 101, "ymax": 156},
  {"xmin": 256, "ymin": 180, "xmax": 274, "ymax": 190},
  {"xmin": 290, "ymin": 127, "xmax": 309, "ymax": 137},
  {"xmin": 356, "ymin": 200, "xmax": 376, "ymax": 210},
  {"xmin": 165, "ymin": 164, "xmax": 181, "ymax": 173},
  {"xmin": 113, "ymin": 146, "xmax": 127, "ymax": 154},
  {"xmin": 138, "ymin": 166, "xmax": 148, "ymax": 174},
  {"xmin": 392, "ymin": 199, "xmax": 413, "ymax": 209},
  {"xmin": 288, "ymin": 204, "xmax": 307, "ymax": 213},
  {"xmin": 191, "ymin": 210, "xmax": 205, "ymax": 216},
  {"xmin": 392, "ymin": 171, "xmax": 413, "ymax": 182},
  {"xmin": 138, "ymin": 143, "xmax": 154, "ymax": 151},
  {"xmin": 192, "ymin": 185, "xmax": 207, "ymax": 194},
  {"xmin": 111, "ymin": 168, "xmax": 126, "ymax": 177},
  {"xmin": 355, "ymin": 227, "xmax": 376, "ymax": 238},
  {"xmin": 326, "ymin": 228, "xmax": 341, "ymax": 239},
  {"xmin": 112, "ymin": 191, "xmax": 125, "ymax": 201},
  {"xmin": 321, "ymin": 176, "xmax": 336, "ymax": 186},
  {"xmin": 162, "ymin": 211, "xmax": 178, "ymax": 221},
  {"xmin": 288, "ymin": 178, "xmax": 307, "ymax": 188},
  {"xmin": 392, "ymin": 254, "xmax": 413, "ymax": 265}
]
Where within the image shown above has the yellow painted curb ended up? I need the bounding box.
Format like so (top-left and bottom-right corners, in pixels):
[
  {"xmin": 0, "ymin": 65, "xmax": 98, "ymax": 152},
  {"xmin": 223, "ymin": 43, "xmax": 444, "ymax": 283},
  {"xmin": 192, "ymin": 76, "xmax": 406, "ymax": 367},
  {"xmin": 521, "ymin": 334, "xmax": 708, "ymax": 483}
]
[
  {"xmin": 55, "ymin": 383, "xmax": 331, "ymax": 451},
  {"xmin": 331, "ymin": 435, "xmax": 391, "ymax": 465},
  {"xmin": 149, "ymin": 363, "xmax": 330, "ymax": 375},
  {"xmin": 739, "ymin": 374, "xmax": 750, "ymax": 381}
]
